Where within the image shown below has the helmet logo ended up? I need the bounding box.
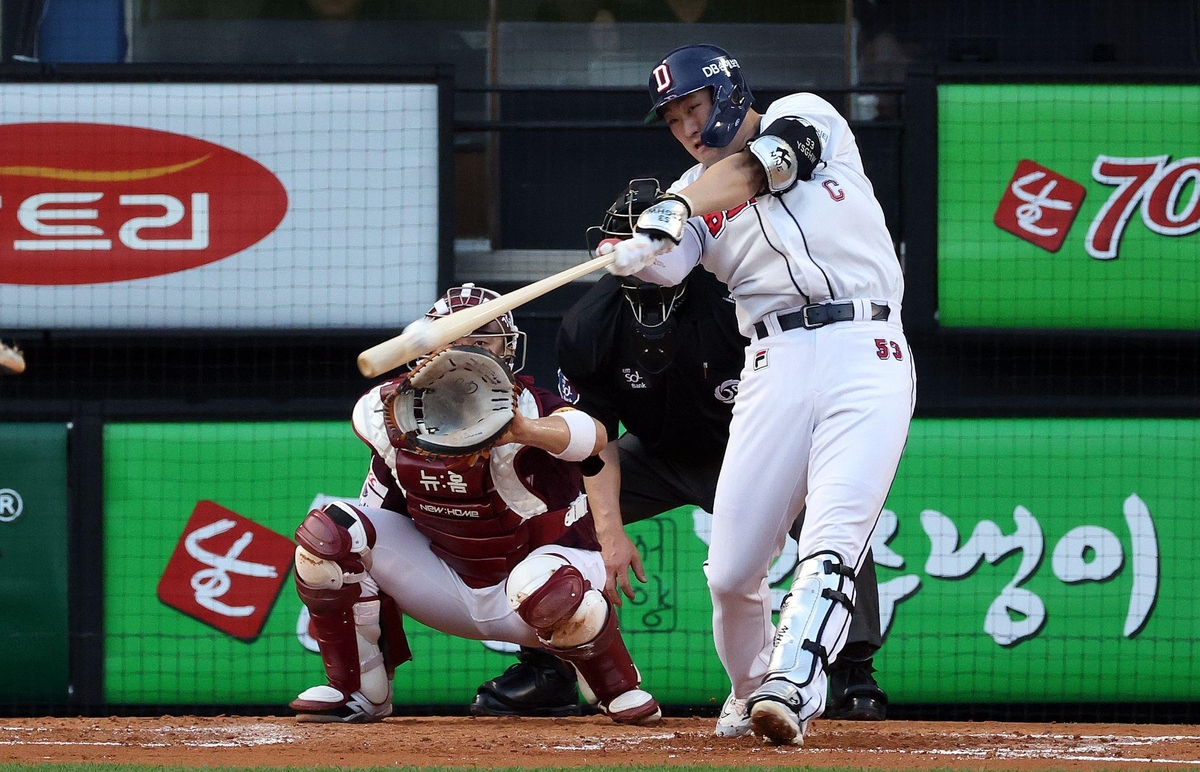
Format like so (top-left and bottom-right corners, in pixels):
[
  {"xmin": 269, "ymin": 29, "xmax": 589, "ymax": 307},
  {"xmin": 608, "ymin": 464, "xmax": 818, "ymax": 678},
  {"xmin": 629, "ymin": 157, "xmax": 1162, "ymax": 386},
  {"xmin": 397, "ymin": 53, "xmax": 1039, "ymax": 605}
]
[
  {"xmin": 652, "ymin": 64, "xmax": 672, "ymax": 93},
  {"xmin": 702, "ymin": 56, "xmax": 739, "ymax": 78}
]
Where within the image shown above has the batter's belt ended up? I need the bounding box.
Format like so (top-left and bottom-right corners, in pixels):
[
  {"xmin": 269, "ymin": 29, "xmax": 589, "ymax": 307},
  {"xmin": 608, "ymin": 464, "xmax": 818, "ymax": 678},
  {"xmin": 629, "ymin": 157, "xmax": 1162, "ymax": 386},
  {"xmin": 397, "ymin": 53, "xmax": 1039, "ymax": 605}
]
[{"xmin": 753, "ymin": 300, "xmax": 890, "ymax": 338}]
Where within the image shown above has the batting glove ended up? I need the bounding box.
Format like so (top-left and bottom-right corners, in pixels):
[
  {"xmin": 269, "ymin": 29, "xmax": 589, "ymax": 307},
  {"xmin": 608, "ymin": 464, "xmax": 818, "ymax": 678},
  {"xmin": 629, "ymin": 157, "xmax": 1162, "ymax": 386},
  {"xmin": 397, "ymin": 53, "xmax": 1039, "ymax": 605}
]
[
  {"xmin": 602, "ymin": 234, "xmax": 672, "ymax": 276},
  {"xmin": 633, "ymin": 193, "xmax": 693, "ymax": 244}
]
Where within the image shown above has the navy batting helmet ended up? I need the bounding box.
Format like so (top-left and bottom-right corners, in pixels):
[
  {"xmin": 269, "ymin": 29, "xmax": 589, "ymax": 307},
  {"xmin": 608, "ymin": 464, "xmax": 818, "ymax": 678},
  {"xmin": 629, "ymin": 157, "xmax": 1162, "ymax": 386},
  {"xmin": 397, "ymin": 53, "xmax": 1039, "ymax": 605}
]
[{"xmin": 644, "ymin": 44, "xmax": 754, "ymax": 149}]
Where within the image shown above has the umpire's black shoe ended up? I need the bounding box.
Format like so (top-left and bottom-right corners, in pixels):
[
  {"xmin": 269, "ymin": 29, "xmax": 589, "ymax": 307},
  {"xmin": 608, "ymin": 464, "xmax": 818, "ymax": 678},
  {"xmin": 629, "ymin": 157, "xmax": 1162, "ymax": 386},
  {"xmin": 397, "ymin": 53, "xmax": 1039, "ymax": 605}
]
[
  {"xmin": 824, "ymin": 657, "xmax": 888, "ymax": 721},
  {"xmin": 471, "ymin": 648, "xmax": 581, "ymax": 717}
]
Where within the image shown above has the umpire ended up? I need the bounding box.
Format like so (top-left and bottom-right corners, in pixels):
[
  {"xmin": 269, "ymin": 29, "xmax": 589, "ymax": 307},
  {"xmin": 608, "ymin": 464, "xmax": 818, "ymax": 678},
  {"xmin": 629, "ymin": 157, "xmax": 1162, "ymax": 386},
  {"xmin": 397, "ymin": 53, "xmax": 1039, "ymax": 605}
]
[{"xmin": 471, "ymin": 179, "xmax": 889, "ymax": 722}]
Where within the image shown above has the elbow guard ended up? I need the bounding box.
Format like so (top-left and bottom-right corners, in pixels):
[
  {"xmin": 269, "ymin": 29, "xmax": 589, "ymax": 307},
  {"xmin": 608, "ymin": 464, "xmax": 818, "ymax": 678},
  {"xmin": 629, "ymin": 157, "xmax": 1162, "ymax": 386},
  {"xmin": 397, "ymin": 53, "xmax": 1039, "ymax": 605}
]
[{"xmin": 746, "ymin": 117, "xmax": 822, "ymax": 194}]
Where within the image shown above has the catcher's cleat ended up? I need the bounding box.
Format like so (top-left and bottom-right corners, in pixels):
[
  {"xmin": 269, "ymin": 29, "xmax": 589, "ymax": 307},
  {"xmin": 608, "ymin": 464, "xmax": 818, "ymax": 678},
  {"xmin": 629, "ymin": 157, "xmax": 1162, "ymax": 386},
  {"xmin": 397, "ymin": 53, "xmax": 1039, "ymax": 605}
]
[
  {"xmin": 714, "ymin": 692, "xmax": 751, "ymax": 737},
  {"xmin": 290, "ymin": 684, "xmax": 393, "ymax": 723},
  {"xmin": 747, "ymin": 679, "xmax": 810, "ymax": 746},
  {"xmin": 471, "ymin": 648, "xmax": 581, "ymax": 717},
  {"xmin": 824, "ymin": 657, "xmax": 888, "ymax": 721},
  {"xmin": 603, "ymin": 688, "xmax": 662, "ymax": 726}
]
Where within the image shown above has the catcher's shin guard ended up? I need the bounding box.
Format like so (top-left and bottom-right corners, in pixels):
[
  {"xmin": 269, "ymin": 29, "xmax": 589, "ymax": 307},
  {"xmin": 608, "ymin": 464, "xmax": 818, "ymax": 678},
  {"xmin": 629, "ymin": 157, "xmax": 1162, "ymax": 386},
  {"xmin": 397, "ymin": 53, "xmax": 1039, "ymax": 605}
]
[
  {"xmin": 506, "ymin": 553, "xmax": 660, "ymax": 725},
  {"xmin": 748, "ymin": 551, "xmax": 856, "ymax": 745},
  {"xmin": 549, "ymin": 604, "xmax": 661, "ymax": 725},
  {"xmin": 290, "ymin": 504, "xmax": 406, "ymax": 723}
]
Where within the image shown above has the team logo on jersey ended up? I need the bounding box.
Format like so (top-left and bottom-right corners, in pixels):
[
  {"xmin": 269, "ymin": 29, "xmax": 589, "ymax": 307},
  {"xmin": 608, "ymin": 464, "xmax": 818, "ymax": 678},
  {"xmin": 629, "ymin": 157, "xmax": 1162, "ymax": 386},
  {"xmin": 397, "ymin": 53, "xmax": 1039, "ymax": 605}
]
[
  {"xmin": 702, "ymin": 198, "xmax": 756, "ymax": 238},
  {"xmin": 158, "ymin": 501, "xmax": 294, "ymax": 641},
  {"xmin": 557, "ymin": 369, "xmax": 579, "ymax": 404},
  {"xmin": 622, "ymin": 368, "xmax": 648, "ymax": 388},
  {"xmin": 994, "ymin": 159, "xmax": 1086, "ymax": 253},
  {"xmin": 714, "ymin": 379, "xmax": 739, "ymax": 403},
  {"xmin": 752, "ymin": 349, "xmax": 769, "ymax": 371}
]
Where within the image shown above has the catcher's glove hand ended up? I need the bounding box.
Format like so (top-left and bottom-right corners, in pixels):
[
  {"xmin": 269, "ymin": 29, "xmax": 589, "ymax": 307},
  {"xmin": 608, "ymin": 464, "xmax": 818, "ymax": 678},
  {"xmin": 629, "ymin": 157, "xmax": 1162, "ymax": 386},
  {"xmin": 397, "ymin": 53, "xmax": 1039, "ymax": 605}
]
[{"xmin": 387, "ymin": 344, "xmax": 517, "ymax": 458}]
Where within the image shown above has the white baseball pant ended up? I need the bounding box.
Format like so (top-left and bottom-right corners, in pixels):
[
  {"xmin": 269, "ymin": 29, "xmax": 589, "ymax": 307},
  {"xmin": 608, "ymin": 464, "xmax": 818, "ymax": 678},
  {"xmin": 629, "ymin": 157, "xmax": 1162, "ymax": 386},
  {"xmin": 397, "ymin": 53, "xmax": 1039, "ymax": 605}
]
[{"xmin": 705, "ymin": 311, "xmax": 916, "ymax": 699}]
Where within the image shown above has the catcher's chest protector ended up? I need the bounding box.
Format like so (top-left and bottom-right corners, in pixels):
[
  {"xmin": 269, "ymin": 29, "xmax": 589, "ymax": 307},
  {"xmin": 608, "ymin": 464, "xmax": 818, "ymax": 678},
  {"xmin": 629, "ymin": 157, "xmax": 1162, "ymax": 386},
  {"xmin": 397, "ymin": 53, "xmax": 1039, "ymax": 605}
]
[
  {"xmin": 354, "ymin": 381, "xmax": 592, "ymax": 589},
  {"xmin": 391, "ymin": 453, "xmax": 533, "ymax": 586}
]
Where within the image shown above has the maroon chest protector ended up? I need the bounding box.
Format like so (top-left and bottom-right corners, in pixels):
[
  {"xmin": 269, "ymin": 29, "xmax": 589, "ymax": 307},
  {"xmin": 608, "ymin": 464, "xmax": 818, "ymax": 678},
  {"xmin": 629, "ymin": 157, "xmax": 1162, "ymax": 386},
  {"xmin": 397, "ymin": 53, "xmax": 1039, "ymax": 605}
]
[
  {"xmin": 390, "ymin": 453, "xmax": 533, "ymax": 587},
  {"xmin": 370, "ymin": 378, "xmax": 599, "ymax": 588}
]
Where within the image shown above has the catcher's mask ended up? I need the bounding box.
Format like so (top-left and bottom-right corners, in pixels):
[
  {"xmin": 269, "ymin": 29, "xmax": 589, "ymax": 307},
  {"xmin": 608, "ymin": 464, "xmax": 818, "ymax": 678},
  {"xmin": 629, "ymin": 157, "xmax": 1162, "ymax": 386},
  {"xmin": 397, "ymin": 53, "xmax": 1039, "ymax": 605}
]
[
  {"xmin": 621, "ymin": 277, "xmax": 687, "ymax": 374},
  {"xmin": 425, "ymin": 282, "xmax": 526, "ymax": 372}
]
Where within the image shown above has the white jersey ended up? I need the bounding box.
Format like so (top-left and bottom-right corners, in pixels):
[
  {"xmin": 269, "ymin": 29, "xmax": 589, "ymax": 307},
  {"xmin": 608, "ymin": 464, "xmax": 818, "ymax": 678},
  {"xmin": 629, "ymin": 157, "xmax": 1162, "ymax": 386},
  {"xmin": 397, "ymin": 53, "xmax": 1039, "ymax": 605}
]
[{"xmin": 641, "ymin": 92, "xmax": 904, "ymax": 338}]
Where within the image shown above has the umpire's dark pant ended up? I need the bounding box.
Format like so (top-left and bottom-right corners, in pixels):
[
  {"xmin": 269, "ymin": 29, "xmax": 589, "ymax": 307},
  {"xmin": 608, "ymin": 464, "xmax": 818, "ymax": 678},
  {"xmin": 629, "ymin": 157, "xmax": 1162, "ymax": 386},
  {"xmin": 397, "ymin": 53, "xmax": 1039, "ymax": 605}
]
[{"xmin": 616, "ymin": 432, "xmax": 884, "ymax": 656}]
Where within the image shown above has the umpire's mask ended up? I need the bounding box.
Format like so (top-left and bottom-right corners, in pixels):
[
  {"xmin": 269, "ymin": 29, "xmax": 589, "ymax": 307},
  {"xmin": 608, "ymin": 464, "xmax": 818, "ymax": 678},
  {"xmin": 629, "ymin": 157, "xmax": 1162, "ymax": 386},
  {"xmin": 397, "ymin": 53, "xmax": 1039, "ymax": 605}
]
[
  {"xmin": 585, "ymin": 177, "xmax": 664, "ymax": 254},
  {"xmin": 620, "ymin": 278, "xmax": 688, "ymax": 374}
]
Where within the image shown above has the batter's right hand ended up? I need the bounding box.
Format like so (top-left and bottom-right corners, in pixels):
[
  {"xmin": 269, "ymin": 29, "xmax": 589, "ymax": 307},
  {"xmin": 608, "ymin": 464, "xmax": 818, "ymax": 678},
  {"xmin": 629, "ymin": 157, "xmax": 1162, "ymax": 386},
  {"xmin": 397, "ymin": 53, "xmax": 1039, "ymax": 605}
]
[
  {"xmin": 603, "ymin": 233, "xmax": 671, "ymax": 276},
  {"xmin": 599, "ymin": 528, "xmax": 647, "ymax": 606}
]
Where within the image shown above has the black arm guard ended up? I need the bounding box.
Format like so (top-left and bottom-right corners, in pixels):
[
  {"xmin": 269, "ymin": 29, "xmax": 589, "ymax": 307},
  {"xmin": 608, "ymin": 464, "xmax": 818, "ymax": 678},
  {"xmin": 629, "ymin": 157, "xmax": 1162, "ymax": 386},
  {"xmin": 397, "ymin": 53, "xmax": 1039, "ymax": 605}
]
[{"xmin": 746, "ymin": 117, "xmax": 822, "ymax": 194}]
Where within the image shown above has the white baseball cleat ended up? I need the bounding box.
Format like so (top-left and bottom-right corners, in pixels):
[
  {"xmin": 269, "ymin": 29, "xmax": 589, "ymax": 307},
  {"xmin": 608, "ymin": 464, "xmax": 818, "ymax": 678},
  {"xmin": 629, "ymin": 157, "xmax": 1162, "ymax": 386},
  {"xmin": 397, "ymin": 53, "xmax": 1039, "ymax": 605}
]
[
  {"xmin": 290, "ymin": 684, "xmax": 393, "ymax": 724},
  {"xmin": 749, "ymin": 699, "xmax": 808, "ymax": 746},
  {"xmin": 714, "ymin": 693, "xmax": 751, "ymax": 737}
]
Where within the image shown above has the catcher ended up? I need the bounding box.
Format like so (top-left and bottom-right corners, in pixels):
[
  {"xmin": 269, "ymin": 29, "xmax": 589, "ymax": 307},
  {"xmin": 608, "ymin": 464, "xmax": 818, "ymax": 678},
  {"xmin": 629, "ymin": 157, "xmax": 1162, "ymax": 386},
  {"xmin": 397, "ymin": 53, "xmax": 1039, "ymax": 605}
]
[{"xmin": 289, "ymin": 283, "xmax": 661, "ymax": 726}]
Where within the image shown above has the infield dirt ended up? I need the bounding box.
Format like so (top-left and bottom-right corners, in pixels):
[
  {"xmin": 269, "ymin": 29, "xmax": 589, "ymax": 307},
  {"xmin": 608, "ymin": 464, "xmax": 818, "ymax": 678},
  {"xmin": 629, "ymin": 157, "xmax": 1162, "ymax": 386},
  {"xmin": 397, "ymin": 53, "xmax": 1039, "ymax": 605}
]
[{"xmin": 4, "ymin": 716, "xmax": 1200, "ymax": 770}]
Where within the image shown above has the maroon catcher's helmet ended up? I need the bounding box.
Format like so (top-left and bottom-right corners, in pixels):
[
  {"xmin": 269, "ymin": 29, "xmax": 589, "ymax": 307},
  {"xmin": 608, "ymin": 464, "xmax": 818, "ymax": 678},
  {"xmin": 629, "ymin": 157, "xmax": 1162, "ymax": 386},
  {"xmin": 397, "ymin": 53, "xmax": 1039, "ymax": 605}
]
[{"xmin": 425, "ymin": 283, "xmax": 524, "ymax": 369}]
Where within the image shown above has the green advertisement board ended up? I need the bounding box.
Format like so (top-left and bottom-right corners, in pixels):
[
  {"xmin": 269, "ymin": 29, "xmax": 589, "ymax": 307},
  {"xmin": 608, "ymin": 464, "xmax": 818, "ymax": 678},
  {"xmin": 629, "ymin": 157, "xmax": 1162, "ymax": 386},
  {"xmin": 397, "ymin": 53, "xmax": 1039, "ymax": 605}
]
[
  {"xmin": 938, "ymin": 84, "xmax": 1200, "ymax": 329},
  {"xmin": 0, "ymin": 423, "xmax": 70, "ymax": 702},
  {"xmin": 104, "ymin": 419, "xmax": 1199, "ymax": 706}
]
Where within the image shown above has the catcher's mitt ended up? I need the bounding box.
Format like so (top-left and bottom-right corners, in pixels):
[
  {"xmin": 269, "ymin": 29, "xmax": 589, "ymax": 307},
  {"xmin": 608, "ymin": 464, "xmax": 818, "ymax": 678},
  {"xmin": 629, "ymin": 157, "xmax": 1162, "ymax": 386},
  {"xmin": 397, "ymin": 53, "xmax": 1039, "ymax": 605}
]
[{"xmin": 386, "ymin": 344, "xmax": 517, "ymax": 458}]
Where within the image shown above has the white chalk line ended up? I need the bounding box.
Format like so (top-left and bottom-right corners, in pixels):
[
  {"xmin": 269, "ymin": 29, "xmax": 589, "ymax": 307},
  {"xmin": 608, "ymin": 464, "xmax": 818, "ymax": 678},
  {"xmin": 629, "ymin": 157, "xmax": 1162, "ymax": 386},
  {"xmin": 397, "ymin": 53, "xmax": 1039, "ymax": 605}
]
[
  {"xmin": 0, "ymin": 723, "xmax": 296, "ymax": 749},
  {"xmin": 551, "ymin": 729, "xmax": 1200, "ymax": 764}
]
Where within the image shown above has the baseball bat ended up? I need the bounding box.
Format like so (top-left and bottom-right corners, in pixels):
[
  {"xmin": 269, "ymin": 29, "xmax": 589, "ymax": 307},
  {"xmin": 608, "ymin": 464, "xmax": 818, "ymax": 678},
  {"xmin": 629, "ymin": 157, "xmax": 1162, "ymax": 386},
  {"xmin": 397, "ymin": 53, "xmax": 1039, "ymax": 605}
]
[{"xmin": 357, "ymin": 252, "xmax": 616, "ymax": 378}]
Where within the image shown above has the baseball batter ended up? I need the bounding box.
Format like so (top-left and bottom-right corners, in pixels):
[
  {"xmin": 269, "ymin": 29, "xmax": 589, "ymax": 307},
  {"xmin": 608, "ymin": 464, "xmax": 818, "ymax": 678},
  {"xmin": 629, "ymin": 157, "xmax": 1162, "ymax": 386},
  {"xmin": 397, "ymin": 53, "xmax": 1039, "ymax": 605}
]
[
  {"xmin": 606, "ymin": 45, "xmax": 916, "ymax": 744},
  {"xmin": 289, "ymin": 284, "xmax": 661, "ymax": 726}
]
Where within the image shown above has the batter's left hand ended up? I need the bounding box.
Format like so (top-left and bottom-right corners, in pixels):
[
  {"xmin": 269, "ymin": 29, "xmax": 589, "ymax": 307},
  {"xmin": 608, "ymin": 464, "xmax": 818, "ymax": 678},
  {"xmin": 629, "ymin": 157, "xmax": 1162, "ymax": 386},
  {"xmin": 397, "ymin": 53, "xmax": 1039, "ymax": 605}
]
[
  {"xmin": 603, "ymin": 234, "xmax": 671, "ymax": 276},
  {"xmin": 599, "ymin": 528, "xmax": 646, "ymax": 606}
]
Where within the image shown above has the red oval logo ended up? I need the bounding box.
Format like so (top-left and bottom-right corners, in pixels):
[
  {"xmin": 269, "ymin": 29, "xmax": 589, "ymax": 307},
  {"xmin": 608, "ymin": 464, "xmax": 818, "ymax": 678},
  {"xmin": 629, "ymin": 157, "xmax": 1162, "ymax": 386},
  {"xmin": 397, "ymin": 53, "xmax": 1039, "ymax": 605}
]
[{"xmin": 0, "ymin": 123, "xmax": 288, "ymax": 285}]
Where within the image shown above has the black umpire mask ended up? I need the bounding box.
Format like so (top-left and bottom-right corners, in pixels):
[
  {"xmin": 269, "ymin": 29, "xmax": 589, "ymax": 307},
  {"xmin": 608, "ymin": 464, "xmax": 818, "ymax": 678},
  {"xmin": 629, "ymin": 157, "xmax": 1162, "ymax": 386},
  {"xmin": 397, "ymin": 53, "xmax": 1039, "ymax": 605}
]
[{"xmin": 620, "ymin": 279, "xmax": 688, "ymax": 374}]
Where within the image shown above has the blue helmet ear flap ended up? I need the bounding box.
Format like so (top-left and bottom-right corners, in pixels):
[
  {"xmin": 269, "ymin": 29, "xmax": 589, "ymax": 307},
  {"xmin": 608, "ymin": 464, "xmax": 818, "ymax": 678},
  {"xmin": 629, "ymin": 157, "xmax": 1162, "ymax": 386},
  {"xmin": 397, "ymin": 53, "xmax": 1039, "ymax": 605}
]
[{"xmin": 645, "ymin": 44, "xmax": 753, "ymax": 149}]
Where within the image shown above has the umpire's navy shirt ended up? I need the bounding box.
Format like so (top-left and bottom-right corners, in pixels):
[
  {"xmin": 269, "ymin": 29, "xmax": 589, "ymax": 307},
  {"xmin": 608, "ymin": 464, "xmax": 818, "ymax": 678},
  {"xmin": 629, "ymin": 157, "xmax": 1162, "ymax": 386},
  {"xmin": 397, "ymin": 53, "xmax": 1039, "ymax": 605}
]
[{"xmin": 556, "ymin": 266, "xmax": 747, "ymax": 463}]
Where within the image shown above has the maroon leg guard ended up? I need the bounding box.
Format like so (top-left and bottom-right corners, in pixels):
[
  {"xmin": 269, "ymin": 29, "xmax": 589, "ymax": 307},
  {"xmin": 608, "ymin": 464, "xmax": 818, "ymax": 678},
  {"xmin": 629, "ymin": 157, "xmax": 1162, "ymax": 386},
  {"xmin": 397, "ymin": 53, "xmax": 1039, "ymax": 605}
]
[
  {"xmin": 377, "ymin": 593, "xmax": 413, "ymax": 677},
  {"xmin": 515, "ymin": 563, "xmax": 587, "ymax": 631},
  {"xmin": 546, "ymin": 608, "xmax": 639, "ymax": 704},
  {"xmin": 292, "ymin": 575, "xmax": 362, "ymax": 703}
]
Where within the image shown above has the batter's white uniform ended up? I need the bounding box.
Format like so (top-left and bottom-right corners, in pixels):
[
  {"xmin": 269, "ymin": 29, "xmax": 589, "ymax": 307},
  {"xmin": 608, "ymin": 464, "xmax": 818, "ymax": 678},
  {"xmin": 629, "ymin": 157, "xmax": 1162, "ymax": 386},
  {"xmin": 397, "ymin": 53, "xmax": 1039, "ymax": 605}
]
[{"xmin": 637, "ymin": 93, "xmax": 916, "ymax": 712}]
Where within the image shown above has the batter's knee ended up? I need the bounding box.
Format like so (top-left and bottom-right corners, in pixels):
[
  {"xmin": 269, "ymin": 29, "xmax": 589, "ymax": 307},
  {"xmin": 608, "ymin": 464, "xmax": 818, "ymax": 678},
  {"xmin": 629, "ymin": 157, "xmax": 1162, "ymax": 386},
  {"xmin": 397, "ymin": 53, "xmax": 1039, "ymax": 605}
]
[{"xmin": 705, "ymin": 559, "xmax": 770, "ymax": 603}]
